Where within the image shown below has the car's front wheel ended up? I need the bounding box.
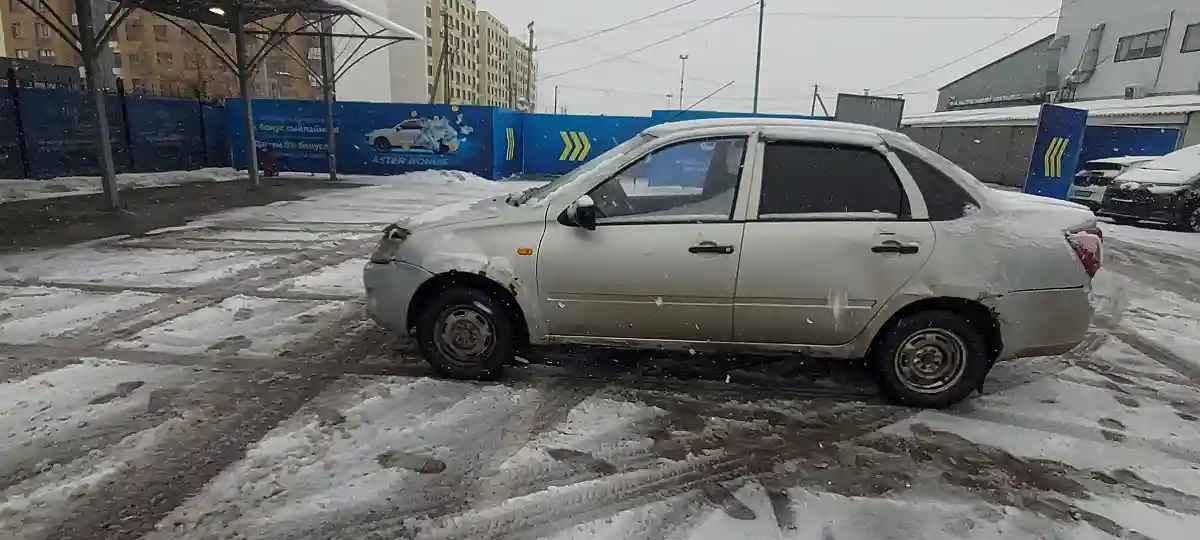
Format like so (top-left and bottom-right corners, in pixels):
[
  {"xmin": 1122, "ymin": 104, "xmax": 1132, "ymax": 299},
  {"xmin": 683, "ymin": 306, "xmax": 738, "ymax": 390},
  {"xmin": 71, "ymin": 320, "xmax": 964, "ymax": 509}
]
[
  {"xmin": 374, "ymin": 137, "xmax": 392, "ymax": 152},
  {"xmin": 416, "ymin": 288, "xmax": 514, "ymax": 379},
  {"xmin": 1175, "ymin": 205, "xmax": 1200, "ymax": 233},
  {"xmin": 870, "ymin": 311, "xmax": 990, "ymax": 408}
]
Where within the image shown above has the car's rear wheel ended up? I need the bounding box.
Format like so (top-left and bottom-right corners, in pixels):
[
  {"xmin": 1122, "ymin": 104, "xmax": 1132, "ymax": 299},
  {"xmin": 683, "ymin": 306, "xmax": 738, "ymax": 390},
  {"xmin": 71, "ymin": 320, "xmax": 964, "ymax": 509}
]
[
  {"xmin": 374, "ymin": 137, "xmax": 392, "ymax": 152},
  {"xmin": 416, "ymin": 288, "xmax": 514, "ymax": 379},
  {"xmin": 870, "ymin": 311, "xmax": 990, "ymax": 408}
]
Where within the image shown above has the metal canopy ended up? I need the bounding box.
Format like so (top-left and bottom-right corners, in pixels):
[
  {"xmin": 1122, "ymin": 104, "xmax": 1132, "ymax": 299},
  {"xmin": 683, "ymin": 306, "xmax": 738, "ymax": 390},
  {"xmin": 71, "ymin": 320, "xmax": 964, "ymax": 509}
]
[{"xmin": 127, "ymin": 0, "xmax": 349, "ymax": 27}]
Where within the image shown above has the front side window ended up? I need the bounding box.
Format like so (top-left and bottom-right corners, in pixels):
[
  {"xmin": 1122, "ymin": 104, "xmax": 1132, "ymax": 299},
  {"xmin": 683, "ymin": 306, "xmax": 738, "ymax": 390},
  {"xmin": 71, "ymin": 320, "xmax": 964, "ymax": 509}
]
[
  {"xmin": 587, "ymin": 137, "xmax": 747, "ymax": 224},
  {"xmin": 758, "ymin": 142, "xmax": 907, "ymax": 219}
]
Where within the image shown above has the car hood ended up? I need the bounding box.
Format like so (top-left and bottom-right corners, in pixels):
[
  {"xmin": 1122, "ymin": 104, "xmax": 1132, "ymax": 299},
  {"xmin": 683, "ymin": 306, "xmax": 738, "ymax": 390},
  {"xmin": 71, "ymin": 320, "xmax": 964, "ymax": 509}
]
[
  {"xmin": 1113, "ymin": 167, "xmax": 1196, "ymax": 186},
  {"xmin": 394, "ymin": 194, "xmax": 541, "ymax": 232}
]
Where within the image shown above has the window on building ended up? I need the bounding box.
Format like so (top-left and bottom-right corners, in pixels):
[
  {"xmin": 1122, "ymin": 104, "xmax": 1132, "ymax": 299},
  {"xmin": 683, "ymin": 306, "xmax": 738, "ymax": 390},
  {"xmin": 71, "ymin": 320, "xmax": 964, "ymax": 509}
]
[
  {"xmin": 10, "ymin": 22, "xmax": 21, "ymax": 38},
  {"xmin": 153, "ymin": 24, "xmax": 168, "ymax": 42},
  {"xmin": 1116, "ymin": 28, "xmax": 1168, "ymax": 62},
  {"xmin": 38, "ymin": 48, "xmax": 55, "ymax": 59},
  {"xmin": 112, "ymin": 52, "xmax": 122, "ymax": 67},
  {"xmin": 1183, "ymin": 23, "xmax": 1200, "ymax": 53},
  {"xmin": 759, "ymin": 142, "xmax": 908, "ymax": 219},
  {"xmin": 35, "ymin": 21, "xmax": 50, "ymax": 39},
  {"xmin": 8, "ymin": 0, "xmax": 20, "ymax": 11},
  {"xmin": 14, "ymin": 49, "xmax": 30, "ymax": 59},
  {"xmin": 156, "ymin": 51, "xmax": 172, "ymax": 66},
  {"xmin": 125, "ymin": 22, "xmax": 142, "ymax": 40}
]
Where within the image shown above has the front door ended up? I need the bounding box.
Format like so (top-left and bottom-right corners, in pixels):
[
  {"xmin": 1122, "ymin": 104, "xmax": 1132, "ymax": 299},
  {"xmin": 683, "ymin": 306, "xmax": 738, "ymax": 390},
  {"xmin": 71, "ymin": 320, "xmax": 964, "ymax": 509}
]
[
  {"xmin": 537, "ymin": 136, "xmax": 750, "ymax": 342},
  {"xmin": 734, "ymin": 139, "xmax": 934, "ymax": 346}
]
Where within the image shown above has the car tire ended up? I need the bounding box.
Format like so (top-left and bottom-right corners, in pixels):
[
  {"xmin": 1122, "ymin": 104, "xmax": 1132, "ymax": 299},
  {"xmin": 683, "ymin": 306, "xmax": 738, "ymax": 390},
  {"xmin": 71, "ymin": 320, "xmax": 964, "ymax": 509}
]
[
  {"xmin": 870, "ymin": 310, "xmax": 990, "ymax": 409},
  {"xmin": 416, "ymin": 287, "xmax": 514, "ymax": 380},
  {"xmin": 1175, "ymin": 205, "xmax": 1200, "ymax": 233},
  {"xmin": 374, "ymin": 137, "xmax": 392, "ymax": 152}
]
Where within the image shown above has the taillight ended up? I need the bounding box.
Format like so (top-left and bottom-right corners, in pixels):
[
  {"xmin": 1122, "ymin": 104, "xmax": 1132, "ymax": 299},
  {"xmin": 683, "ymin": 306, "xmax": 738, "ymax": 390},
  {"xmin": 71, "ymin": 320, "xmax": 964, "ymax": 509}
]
[
  {"xmin": 1066, "ymin": 226, "xmax": 1103, "ymax": 278},
  {"xmin": 369, "ymin": 225, "xmax": 410, "ymax": 264}
]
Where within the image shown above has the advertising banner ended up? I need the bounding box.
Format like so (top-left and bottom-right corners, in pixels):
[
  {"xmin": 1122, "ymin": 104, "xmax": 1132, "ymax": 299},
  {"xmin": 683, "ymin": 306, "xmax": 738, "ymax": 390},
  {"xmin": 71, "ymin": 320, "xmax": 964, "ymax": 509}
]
[
  {"xmin": 1024, "ymin": 105, "xmax": 1088, "ymax": 199},
  {"xmin": 341, "ymin": 101, "xmax": 495, "ymax": 178},
  {"xmin": 227, "ymin": 99, "xmax": 497, "ymax": 178}
]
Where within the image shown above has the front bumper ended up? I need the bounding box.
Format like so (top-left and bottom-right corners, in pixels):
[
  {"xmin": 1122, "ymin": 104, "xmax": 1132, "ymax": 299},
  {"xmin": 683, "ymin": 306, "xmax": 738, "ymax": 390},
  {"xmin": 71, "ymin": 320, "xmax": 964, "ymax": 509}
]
[
  {"xmin": 363, "ymin": 260, "xmax": 435, "ymax": 333},
  {"xmin": 1098, "ymin": 189, "xmax": 1182, "ymax": 223}
]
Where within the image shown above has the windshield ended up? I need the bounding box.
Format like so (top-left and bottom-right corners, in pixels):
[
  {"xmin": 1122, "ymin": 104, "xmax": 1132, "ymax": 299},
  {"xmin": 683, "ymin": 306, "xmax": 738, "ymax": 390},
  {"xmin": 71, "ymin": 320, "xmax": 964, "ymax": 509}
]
[{"xmin": 513, "ymin": 133, "xmax": 654, "ymax": 206}]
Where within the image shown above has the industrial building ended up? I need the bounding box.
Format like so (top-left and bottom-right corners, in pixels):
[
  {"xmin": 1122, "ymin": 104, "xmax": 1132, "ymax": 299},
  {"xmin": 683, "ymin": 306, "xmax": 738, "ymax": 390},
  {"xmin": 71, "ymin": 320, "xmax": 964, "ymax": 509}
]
[{"xmin": 907, "ymin": 0, "xmax": 1200, "ymax": 187}]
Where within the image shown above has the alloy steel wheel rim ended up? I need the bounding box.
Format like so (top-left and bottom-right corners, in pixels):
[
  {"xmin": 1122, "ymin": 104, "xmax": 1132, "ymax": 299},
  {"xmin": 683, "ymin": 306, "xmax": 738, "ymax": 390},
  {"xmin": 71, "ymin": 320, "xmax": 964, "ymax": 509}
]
[
  {"xmin": 893, "ymin": 328, "xmax": 968, "ymax": 394},
  {"xmin": 434, "ymin": 306, "xmax": 496, "ymax": 366}
]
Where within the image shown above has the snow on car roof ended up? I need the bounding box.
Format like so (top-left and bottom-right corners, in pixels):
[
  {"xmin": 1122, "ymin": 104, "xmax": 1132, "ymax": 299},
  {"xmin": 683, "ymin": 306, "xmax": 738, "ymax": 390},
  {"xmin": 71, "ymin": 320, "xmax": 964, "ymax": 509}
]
[
  {"xmin": 1137, "ymin": 144, "xmax": 1200, "ymax": 171},
  {"xmin": 903, "ymin": 94, "xmax": 1200, "ymax": 127}
]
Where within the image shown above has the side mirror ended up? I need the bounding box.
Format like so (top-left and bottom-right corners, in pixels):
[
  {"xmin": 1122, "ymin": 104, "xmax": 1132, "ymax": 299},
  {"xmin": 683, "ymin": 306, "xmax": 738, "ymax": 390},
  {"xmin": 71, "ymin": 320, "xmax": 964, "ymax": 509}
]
[{"xmin": 566, "ymin": 195, "xmax": 597, "ymax": 230}]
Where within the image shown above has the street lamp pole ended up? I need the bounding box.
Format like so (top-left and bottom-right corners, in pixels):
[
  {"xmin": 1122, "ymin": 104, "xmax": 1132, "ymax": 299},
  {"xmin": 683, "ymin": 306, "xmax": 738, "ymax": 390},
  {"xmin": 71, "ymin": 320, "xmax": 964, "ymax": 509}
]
[
  {"xmin": 665, "ymin": 93, "xmax": 673, "ymax": 109},
  {"xmin": 752, "ymin": 0, "xmax": 765, "ymax": 113},
  {"xmin": 678, "ymin": 54, "xmax": 689, "ymax": 109}
]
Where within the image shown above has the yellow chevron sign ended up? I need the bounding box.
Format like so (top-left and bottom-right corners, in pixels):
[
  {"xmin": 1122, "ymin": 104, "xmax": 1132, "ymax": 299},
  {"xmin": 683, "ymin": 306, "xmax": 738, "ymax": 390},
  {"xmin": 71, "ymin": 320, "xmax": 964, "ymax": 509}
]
[
  {"xmin": 559, "ymin": 131, "xmax": 592, "ymax": 162},
  {"xmin": 505, "ymin": 128, "xmax": 515, "ymax": 161},
  {"xmin": 1043, "ymin": 136, "xmax": 1070, "ymax": 178}
]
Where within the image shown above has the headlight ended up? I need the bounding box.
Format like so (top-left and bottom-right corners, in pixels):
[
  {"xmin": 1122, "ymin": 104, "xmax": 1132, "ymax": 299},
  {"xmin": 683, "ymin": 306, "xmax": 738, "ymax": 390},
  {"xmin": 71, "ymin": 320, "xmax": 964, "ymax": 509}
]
[{"xmin": 369, "ymin": 225, "xmax": 410, "ymax": 263}]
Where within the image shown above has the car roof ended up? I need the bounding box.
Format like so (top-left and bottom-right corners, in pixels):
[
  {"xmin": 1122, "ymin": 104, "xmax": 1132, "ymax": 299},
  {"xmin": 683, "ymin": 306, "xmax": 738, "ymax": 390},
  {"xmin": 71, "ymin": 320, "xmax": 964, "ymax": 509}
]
[{"xmin": 643, "ymin": 117, "xmax": 894, "ymax": 137}]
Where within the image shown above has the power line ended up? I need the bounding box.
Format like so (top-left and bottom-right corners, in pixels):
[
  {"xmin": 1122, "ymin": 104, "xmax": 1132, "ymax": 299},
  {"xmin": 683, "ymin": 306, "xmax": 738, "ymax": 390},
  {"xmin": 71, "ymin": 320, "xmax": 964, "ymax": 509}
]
[
  {"xmin": 874, "ymin": 1, "xmax": 1074, "ymax": 93},
  {"xmin": 538, "ymin": 25, "xmax": 728, "ymax": 86},
  {"xmin": 743, "ymin": 12, "xmax": 1058, "ymax": 21},
  {"xmin": 539, "ymin": 0, "xmax": 710, "ymax": 52},
  {"xmin": 538, "ymin": 1, "xmax": 759, "ymax": 82}
]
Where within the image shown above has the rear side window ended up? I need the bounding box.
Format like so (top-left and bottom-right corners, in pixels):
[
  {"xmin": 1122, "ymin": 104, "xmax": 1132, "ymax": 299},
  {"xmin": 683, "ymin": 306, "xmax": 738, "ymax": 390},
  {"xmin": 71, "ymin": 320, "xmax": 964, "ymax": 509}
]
[
  {"xmin": 759, "ymin": 142, "xmax": 908, "ymax": 219},
  {"xmin": 894, "ymin": 149, "xmax": 977, "ymax": 221}
]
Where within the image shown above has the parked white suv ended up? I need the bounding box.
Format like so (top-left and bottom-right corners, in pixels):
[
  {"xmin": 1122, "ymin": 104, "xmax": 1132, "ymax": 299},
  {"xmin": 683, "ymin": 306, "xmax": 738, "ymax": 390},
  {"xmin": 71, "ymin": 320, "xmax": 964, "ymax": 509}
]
[{"xmin": 364, "ymin": 118, "xmax": 1102, "ymax": 408}]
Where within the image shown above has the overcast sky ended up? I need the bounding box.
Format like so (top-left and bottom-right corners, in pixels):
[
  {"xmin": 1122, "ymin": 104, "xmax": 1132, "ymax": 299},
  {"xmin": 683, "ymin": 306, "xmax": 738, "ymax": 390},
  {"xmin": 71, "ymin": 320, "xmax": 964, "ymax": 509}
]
[{"xmin": 475, "ymin": 0, "xmax": 1062, "ymax": 116}]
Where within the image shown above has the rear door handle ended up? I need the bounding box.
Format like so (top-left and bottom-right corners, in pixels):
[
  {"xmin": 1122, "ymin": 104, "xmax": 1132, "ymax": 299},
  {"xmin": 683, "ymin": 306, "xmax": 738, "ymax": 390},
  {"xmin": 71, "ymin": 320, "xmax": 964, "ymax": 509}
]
[
  {"xmin": 689, "ymin": 242, "xmax": 735, "ymax": 254},
  {"xmin": 872, "ymin": 242, "xmax": 919, "ymax": 255}
]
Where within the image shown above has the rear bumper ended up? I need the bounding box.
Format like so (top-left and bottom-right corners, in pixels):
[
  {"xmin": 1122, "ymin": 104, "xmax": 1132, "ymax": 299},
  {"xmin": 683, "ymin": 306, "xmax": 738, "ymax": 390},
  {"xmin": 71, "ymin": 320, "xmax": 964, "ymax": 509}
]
[
  {"xmin": 988, "ymin": 286, "xmax": 1093, "ymax": 361},
  {"xmin": 363, "ymin": 260, "xmax": 434, "ymax": 333}
]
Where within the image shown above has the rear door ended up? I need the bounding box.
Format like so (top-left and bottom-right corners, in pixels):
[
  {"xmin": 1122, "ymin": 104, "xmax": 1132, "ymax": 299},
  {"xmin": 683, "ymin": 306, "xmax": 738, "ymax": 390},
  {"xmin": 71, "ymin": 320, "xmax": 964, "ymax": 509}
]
[{"xmin": 733, "ymin": 135, "xmax": 935, "ymax": 346}]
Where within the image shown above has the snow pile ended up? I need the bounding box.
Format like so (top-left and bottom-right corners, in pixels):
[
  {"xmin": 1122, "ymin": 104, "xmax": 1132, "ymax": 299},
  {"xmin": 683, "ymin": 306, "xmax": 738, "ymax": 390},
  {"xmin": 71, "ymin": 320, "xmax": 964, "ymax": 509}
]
[{"xmin": 0, "ymin": 168, "xmax": 242, "ymax": 203}]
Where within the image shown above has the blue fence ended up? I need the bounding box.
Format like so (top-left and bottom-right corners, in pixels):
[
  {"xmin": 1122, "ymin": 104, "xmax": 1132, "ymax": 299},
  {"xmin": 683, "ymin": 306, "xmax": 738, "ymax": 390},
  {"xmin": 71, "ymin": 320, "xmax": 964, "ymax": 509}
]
[
  {"xmin": 0, "ymin": 79, "xmax": 227, "ymax": 179},
  {"xmin": 1078, "ymin": 125, "xmax": 1179, "ymax": 166}
]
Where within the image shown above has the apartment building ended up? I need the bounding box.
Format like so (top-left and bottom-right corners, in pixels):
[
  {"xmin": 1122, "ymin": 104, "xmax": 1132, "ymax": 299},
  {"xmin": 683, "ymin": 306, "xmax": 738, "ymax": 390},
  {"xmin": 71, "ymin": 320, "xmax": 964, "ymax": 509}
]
[
  {"xmin": 475, "ymin": 10, "xmax": 510, "ymax": 107},
  {"xmin": 2, "ymin": 0, "xmax": 80, "ymax": 69},
  {"xmin": 508, "ymin": 33, "xmax": 535, "ymax": 111},
  {"xmin": 0, "ymin": 1, "xmax": 320, "ymax": 99},
  {"xmin": 425, "ymin": 0, "xmax": 477, "ymax": 104}
]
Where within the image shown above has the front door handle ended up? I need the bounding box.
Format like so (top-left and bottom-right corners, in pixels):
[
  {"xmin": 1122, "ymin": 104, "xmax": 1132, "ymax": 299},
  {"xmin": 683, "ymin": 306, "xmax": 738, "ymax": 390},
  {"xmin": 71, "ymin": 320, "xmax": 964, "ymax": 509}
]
[
  {"xmin": 689, "ymin": 242, "xmax": 735, "ymax": 255},
  {"xmin": 871, "ymin": 241, "xmax": 919, "ymax": 255}
]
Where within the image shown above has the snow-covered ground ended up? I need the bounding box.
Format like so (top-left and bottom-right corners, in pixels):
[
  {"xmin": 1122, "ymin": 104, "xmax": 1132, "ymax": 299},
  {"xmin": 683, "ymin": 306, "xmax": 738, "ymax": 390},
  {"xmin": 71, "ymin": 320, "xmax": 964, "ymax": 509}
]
[
  {"xmin": 2, "ymin": 170, "xmax": 1200, "ymax": 539},
  {"xmin": 0, "ymin": 168, "xmax": 242, "ymax": 203}
]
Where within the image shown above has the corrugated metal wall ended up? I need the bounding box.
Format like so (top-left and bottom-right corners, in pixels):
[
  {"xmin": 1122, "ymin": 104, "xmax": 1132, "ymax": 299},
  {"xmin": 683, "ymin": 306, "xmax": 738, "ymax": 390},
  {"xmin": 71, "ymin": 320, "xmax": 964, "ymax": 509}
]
[{"xmin": 902, "ymin": 125, "xmax": 1036, "ymax": 188}]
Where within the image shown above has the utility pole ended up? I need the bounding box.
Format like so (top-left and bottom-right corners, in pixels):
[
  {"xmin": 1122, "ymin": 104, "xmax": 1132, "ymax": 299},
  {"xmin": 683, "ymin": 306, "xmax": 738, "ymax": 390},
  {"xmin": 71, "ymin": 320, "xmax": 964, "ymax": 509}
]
[
  {"xmin": 319, "ymin": 16, "xmax": 337, "ymax": 181},
  {"xmin": 526, "ymin": 21, "xmax": 535, "ymax": 112},
  {"xmin": 811, "ymin": 84, "xmax": 818, "ymax": 116},
  {"xmin": 752, "ymin": 0, "xmax": 765, "ymax": 113},
  {"xmin": 552, "ymin": 85, "xmax": 559, "ymax": 114},
  {"xmin": 678, "ymin": 54, "xmax": 689, "ymax": 109},
  {"xmin": 444, "ymin": 9, "xmax": 453, "ymax": 104},
  {"xmin": 665, "ymin": 93, "xmax": 674, "ymax": 109}
]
